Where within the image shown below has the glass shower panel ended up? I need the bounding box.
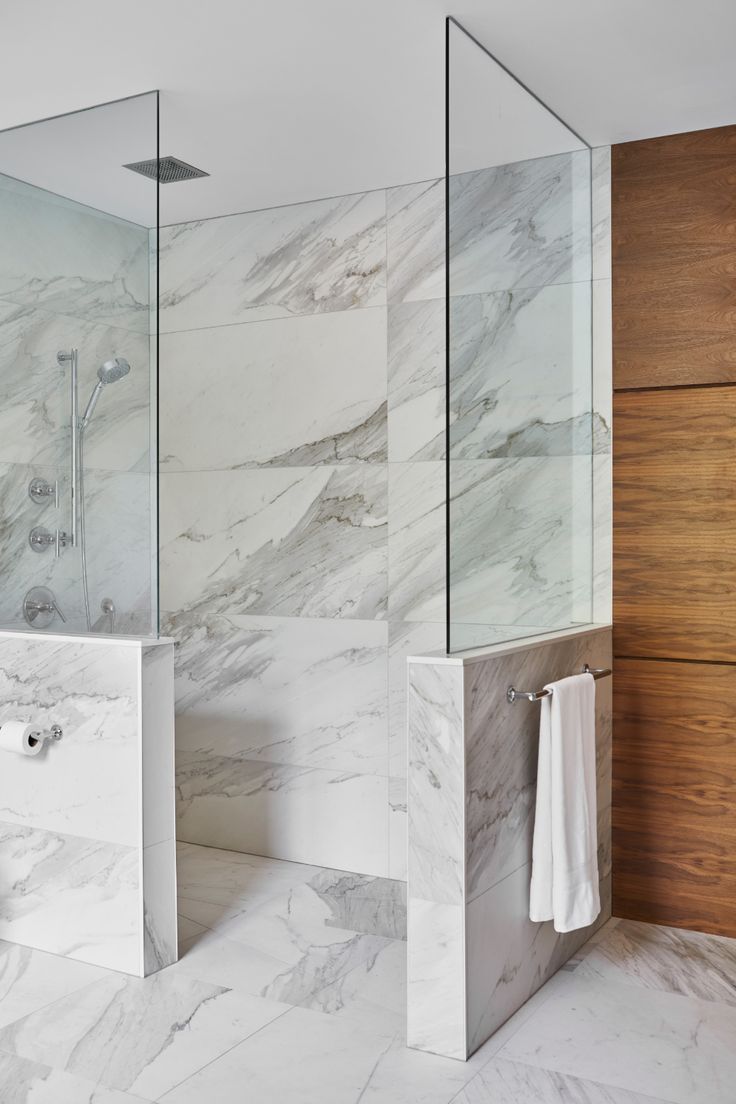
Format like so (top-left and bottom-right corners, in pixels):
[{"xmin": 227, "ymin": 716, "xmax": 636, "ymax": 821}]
[
  {"xmin": 446, "ymin": 19, "xmax": 593, "ymax": 653},
  {"xmin": 0, "ymin": 93, "xmax": 159, "ymax": 636}
]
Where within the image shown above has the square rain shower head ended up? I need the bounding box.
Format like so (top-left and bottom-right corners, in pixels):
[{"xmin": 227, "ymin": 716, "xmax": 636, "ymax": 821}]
[{"xmin": 123, "ymin": 156, "xmax": 209, "ymax": 183}]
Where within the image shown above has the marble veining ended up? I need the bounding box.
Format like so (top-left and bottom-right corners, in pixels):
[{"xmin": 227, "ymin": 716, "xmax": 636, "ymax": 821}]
[
  {"xmin": 388, "ymin": 300, "xmax": 445, "ymax": 462},
  {"xmin": 165, "ymin": 611, "xmax": 388, "ymax": 776},
  {"xmin": 159, "ymin": 189, "xmax": 387, "ymax": 332},
  {"xmin": 160, "ymin": 466, "xmax": 387, "ymax": 621},
  {"xmin": 159, "ymin": 309, "xmax": 387, "ymax": 471},
  {"xmin": 0, "ymin": 174, "xmax": 150, "ymax": 334},
  {"xmin": 454, "ymin": 1056, "xmax": 672, "ymax": 1104}
]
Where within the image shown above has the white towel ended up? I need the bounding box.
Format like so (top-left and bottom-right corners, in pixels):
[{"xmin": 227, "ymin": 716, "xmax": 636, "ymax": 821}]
[{"xmin": 529, "ymin": 671, "xmax": 600, "ymax": 933}]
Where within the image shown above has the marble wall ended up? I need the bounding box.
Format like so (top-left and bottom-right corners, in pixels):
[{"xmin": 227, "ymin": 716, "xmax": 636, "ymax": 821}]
[
  {"xmin": 0, "ymin": 631, "xmax": 176, "ymax": 975},
  {"xmin": 0, "ymin": 172, "xmax": 156, "ymax": 635},
  {"xmin": 407, "ymin": 626, "xmax": 613, "ymax": 1060},
  {"xmin": 159, "ymin": 149, "xmax": 612, "ymax": 878}
]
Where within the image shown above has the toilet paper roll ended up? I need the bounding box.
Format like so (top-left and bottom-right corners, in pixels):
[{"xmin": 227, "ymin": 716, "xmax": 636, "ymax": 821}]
[{"xmin": 0, "ymin": 721, "xmax": 44, "ymax": 757}]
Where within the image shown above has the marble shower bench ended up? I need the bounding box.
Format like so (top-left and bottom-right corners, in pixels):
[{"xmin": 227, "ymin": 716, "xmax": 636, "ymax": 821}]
[
  {"xmin": 407, "ymin": 625, "xmax": 612, "ymax": 1060},
  {"xmin": 0, "ymin": 630, "xmax": 177, "ymax": 976}
]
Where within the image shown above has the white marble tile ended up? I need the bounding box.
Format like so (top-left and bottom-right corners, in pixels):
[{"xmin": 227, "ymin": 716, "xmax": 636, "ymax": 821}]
[
  {"xmin": 465, "ymin": 863, "xmax": 610, "ymax": 1055},
  {"xmin": 386, "ymin": 179, "xmax": 444, "ymax": 304},
  {"xmin": 303, "ymin": 937, "xmax": 406, "ymax": 1035},
  {"xmin": 0, "ymin": 638, "xmax": 140, "ymax": 845},
  {"xmin": 141, "ymin": 643, "xmax": 176, "ymax": 849},
  {"xmin": 160, "ymin": 466, "xmax": 387, "ymax": 620},
  {"xmin": 176, "ymin": 754, "xmax": 389, "ymax": 877},
  {"xmin": 500, "ymin": 974, "xmax": 736, "ymax": 1104},
  {"xmin": 0, "ymin": 173, "xmax": 150, "ymax": 334},
  {"xmin": 159, "ymin": 309, "xmax": 387, "ymax": 470},
  {"xmin": 387, "ymin": 300, "xmax": 445, "ymax": 461},
  {"xmin": 387, "ymin": 462, "xmax": 445, "ymax": 624},
  {"xmin": 389, "ymin": 776, "xmax": 408, "ymax": 881},
  {"xmin": 304, "ymin": 868, "xmax": 406, "ymax": 940},
  {"xmin": 0, "ymin": 300, "xmax": 150, "ymax": 473},
  {"xmin": 0, "ymin": 1052, "xmax": 153, "ymax": 1104},
  {"xmin": 407, "ymin": 898, "xmax": 466, "ymax": 1060},
  {"xmin": 407, "ymin": 662, "xmax": 464, "ymax": 904},
  {"xmin": 159, "ymin": 189, "xmax": 386, "ymax": 332},
  {"xmin": 176, "ymin": 886, "xmax": 393, "ymax": 1006},
  {"xmin": 593, "ymin": 452, "xmax": 612, "ymax": 624},
  {"xmin": 0, "ymin": 939, "xmax": 107, "ymax": 1030},
  {"xmin": 143, "ymin": 840, "xmax": 178, "ymax": 975},
  {"xmin": 577, "ymin": 919, "xmax": 736, "ymax": 1006},
  {"xmin": 176, "ymin": 840, "xmax": 318, "ymax": 917},
  {"xmin": 448, "ymin": 152, "xmax": 592, "ymax": 295},
  {"xmin": 454, "ymin": 1056, "xmax": 674, "ymax": 1104},
  {"xmin": 82, "ymin": 468, "xmax": 154, "ymax": 631},
  {"xmin": 166, "ymin": 611, "xmax": 388, "ymax": 775},
  {"xmin": 593, "ymin": 278, "xmax": 612, "ymax": 453},
  {"xmin": 448, "ymin": 457, "xmax": 593, "ymax": 629},
  {"xmin": 0, "ymin": 821, "xmax": 139, "ymax": 973},
  {"xmin": 0, "ymin": 969, "xmax": 290, "ymax": 1099},
  {"xmin": 388, "ymin": 621, "xmax": 446, "ymax": 777},
  {"xmin": 448, "ymin": 284, "xmax": 593, "ymax": 459}
]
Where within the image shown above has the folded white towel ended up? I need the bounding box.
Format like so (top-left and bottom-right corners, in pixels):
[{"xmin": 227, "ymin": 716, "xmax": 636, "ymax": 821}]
[{"xmin": 529, "ymin": 671, "xmax": 600, "ymax": 933}]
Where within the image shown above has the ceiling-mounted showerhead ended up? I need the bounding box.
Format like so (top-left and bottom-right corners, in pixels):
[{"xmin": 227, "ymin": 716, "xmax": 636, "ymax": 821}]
[{"xmin": 81, "ymin": 357, "xmax": 132, "ymax": 428}]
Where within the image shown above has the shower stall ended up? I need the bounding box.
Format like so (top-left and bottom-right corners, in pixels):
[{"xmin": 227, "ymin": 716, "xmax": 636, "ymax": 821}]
[{"xmin": 0, "ymin": 92, "xmax": 159, "ymax": 635}]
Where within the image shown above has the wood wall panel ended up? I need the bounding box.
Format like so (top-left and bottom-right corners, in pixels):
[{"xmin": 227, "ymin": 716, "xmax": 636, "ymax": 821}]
[
  {"xmin": 612, "ymin": 658, "xmax": 736, "ymax": 936},
  {"xmin": 612, "ymin": 125, "xmax": 736, "ymax": 389},
  {"xmin": 613, "ymin": 385, "xmax": 736, "ymax": 661},
  {"xmin": 612, "ymin": 126, "xmax": 736, "ymax": 936}
]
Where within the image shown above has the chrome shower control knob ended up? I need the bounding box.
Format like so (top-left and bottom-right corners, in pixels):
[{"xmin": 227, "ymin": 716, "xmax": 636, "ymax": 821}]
[
  {"xmin": 28, "ymin": 526, "xmax": 55, "ymax": 552},
  {"xmin": 28, "ymin": 477, "xmax": 57, "ymax": 506}
]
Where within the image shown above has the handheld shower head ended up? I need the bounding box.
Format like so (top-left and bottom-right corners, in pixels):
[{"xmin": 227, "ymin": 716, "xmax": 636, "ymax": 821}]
[
  {"xmin": 97, "ymin": 357, "xmax": 130, "ymax": 385},
  {"xmin": 81, "ymin": 358, "xmax": 131, "ymax": 427}
]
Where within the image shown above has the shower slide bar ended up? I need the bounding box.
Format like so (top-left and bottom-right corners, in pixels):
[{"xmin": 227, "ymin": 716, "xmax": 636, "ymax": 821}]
[{"xmin": 506, "ymin": 664, "xmax": 612, "ymax": 704}]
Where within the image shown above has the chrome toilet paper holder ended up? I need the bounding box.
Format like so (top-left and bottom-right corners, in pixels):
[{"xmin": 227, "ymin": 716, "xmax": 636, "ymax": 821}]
[{"xmin": 27, "ymin": 724, "xmax": 63, "ymax": 748}]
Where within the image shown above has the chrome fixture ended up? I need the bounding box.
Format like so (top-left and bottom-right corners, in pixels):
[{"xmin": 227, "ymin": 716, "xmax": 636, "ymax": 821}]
[
  {"xmin": 506, "ymin": 664, "xmax": 612, "ymax": 704},
  {"xmin": 81, "ymin": 357, "xmax": 131, "ymax": 427},
  {"xmin": 28, "ymin": 477, "xmax": 57, "ymax": 506},
  {"xmin": 23, "ymin": 586, "xmax": 66, "ymax": 628},
  {"xmin": 28, "ymin": 526, "xmax": 71, "ymax": 556},
  {"xmin": 57, "ymin": 349, "xmax": 79, "ymax": 548},
  {"xmin": 123, "ymin": 155, "xmax": 209, "ymax": 183},
  {"xmin": 93, "ymin": 597, "xmax": 116, "ymax": 634},
  {"xmin": 27, "ymin": 724, "xmax": 63, "ymax": 748}
]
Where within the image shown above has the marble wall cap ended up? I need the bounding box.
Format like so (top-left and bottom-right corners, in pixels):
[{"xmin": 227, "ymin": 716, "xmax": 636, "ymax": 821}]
[
  {"xmin": 0, "ymin": 630, "xmax": 174, "ymax": 649},
  {"xmin": 408, "ymin": 622, "xmax": 612, "ymax": 667}
]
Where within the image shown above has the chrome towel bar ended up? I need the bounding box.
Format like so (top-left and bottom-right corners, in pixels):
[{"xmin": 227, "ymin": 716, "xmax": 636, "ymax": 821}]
[{"xmin": 506, "ymin": 664, "xmax": 612, "ymax": 704}]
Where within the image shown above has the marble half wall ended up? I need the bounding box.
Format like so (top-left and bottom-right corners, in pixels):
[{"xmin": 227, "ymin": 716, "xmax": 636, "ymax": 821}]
[
  {"xmin": 0, "ymin": 631, "xmax": 176, "ymax": 976},
  {"xmin": 407, "ymin": 625, "xmax": 612, "ymax": 1060}
]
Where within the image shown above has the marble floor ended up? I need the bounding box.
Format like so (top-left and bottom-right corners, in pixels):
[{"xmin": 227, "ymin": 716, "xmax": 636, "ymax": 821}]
[{"xmin": 1, "ymin": 844, "xmax": 736, "ymax": 1102}]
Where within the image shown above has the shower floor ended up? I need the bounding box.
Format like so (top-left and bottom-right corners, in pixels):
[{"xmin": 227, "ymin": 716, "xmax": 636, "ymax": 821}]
[{"xmin": 0, "ymin": 843, "xmax": 734, "ymax": 1102}]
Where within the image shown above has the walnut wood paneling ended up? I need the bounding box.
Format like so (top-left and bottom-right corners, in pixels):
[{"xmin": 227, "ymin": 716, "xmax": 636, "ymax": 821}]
[
  {"xmin": 612, "ymin": 658, "xmax": 736, "ymax": 936},
  {"xmin": 613, "ymin": 384, "xmax": 736, "ymax": 662},
  {"xmin": 613, "ymin": 125, "xmax": 736, "ymax": 389}
]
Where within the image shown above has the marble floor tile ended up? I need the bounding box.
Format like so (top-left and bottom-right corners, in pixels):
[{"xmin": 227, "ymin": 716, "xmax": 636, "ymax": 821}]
[
  {"xmin": 0, "ymin": 1051, "xmax": 153, "ymax": 1104},
  {"xmin": 305, "ymin": 868, "xmax": 406, "ymax": 940},
  {"xmin": 452, "ymin": 1056, "xmax": 676, "ymax": 1104},
  {"xmin": 499, "ymin": 974, "xmax": 736, "ymax": 1104},
  {"xmin": 0, "ymin": 970, "xmax": 291, "ymax": 1099},
  {"xmin": 303, "ymin": 938, "xmax": 406, "ymax": 1034},
  {"xmin": 577, "ymin": 919, "xmax": 736, "ymax": 1005},
  {"xmin": 160, "ymin": 308, "xmax": 387, "ymax": 470},
  {"xmin": 159, "ymin": 189, "xmax": 386, "ymax": 331},
  {"xmin": 160, "ymin": 465, "xmax": 387, "ymax": 620},
  {"xmin": 0, "ymin": 940, "xmax": 107, "ymax": 1030}
]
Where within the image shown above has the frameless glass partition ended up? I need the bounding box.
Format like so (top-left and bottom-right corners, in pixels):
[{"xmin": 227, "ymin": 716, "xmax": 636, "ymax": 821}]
[
  {"xmin": 0, "ymin": 92, "xmax": 159, "ymax": 635},
  {"xmin": 446, "ymin": 19, "xmax": 593, "ymax": 652}
]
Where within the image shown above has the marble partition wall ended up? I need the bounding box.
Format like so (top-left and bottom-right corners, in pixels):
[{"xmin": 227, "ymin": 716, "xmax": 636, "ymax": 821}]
[
  {"xmin": 159, "ymin": 150, "xmax": 612, "ymax": 879},
  {"xmin": 407, "ymin": 625, "xmax": 612, "ymax": 1060},
  {"xmin": 0, "ymin": 630, "xmax": 177, "ymax": 976}
]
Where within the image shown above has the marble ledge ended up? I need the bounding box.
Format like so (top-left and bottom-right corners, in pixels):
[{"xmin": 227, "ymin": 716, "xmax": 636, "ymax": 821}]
[
  {"xmin": 408, "ymin": 622, "xmax": 612, "ymax": 667},
  {"xmin": 0, "ymin": 629, "xmax": 173, "ymax": 648}
]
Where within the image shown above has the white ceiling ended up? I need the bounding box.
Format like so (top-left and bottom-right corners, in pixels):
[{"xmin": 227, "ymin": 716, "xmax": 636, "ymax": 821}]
[{"xmin": 1, "ymin": 0, "xmax": 735, "ymax": 225}]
